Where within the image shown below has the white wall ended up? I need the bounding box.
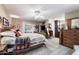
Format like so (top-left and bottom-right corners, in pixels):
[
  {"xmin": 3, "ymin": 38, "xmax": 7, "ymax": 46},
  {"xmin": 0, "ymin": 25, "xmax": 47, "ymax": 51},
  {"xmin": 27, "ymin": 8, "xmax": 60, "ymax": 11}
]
[
  {"xmin": 46, "ymin": 20, "xmax": 55, "ymax": 36},
  {"xmin": 0, "ymin": 5, "xmax": 12, "ymax": 25},
  {"xmin": 0, "ymin": 5, "xmax": 7, "ymax": 17},
  {"xmin": 65, "ymin": 10, "xmax": 79, "ymax": 19},
  {"xmin": 52, "ymin": 14, "xmax": 65, "ymax": 20},
  {"xmin": 46, "ymin": 14, "xmax": 65, "ymax": 37},
  {"xmin": 22, "ymin": 20, "xmax": 42, "ymax": 33}
]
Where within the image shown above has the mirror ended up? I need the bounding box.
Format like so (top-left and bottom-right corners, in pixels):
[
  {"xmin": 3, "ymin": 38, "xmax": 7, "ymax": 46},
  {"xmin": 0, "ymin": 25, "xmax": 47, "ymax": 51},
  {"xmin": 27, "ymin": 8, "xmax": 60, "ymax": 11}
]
[{"xmin": 71, "ymin": 19, "xmax": 79, "ymax": 29}]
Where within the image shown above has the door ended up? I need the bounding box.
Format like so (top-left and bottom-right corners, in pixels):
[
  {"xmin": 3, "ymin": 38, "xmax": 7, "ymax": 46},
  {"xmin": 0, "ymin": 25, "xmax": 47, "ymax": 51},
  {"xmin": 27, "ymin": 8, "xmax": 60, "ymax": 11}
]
[{"xmin": 54, "ymin": 20, "xmax": 59, "ymax": 37}]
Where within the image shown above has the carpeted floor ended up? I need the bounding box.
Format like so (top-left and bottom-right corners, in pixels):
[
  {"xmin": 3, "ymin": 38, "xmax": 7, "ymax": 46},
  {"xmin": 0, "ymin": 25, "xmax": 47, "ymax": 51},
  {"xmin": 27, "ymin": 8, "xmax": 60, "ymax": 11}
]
[{"xmin": 24, "ymin": 37, "xmax": 74, "ymax": 55}]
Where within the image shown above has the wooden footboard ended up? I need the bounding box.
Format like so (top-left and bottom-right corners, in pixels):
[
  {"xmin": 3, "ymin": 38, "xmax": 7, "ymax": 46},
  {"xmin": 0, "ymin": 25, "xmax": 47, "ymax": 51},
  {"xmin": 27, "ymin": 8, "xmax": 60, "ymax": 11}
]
[{"xmin": 3, "ymin": 43, "xmax": 45, "ymax": 55}]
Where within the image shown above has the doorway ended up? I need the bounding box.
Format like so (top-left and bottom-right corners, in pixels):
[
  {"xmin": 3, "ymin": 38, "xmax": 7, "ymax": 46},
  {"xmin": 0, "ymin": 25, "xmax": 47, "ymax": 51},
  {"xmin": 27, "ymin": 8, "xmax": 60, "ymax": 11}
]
[{"xmin": 54, "ymin": 20, "xmax": 60, "ymax": 37}]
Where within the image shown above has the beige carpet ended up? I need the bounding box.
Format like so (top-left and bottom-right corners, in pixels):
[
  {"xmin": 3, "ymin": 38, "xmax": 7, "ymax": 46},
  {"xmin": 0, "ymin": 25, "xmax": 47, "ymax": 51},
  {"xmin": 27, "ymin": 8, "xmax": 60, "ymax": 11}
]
[{"xmin": 24, "ymin": 37, "xmax": 74, "ymax": 55}]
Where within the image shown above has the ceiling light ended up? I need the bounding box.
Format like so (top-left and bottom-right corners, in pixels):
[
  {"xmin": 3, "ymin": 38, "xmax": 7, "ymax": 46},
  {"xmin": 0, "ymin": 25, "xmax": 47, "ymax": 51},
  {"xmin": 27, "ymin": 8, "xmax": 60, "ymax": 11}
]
[
  {"xmin": 10, "ymin": 14, "xmax": 20, "ymax": 18},
  {"xmin": 34, "ymin": 10, "xmax": 40, "ymax": 15}
]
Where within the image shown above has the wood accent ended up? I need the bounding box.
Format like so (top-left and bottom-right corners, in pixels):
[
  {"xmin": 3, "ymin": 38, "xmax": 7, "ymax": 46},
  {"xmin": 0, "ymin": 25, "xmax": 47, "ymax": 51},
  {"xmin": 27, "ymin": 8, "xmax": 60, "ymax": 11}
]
[
  {"xmin": 60, "ymin": 17, "xmax": 79, "ymax": 48},
  {"xmin": 68, "ymin": 17, "xmax": 79, "ymax": 20},
  {"xmin": 66, "ymin": 19, "xmax": 72, "ymax": 29},
  {"xmin": 49, "ymin": 30, "xmax": 53, "ymax": 37},
  {"xmin": 60, "ymin": 29, "xmax": 79, "ymax": 48},
  {"xmin": 0, "ymin": 42, "xmax": 45, "ymax": 55},
  {"xmin": 59, "ymin": 29, "xmax": 63, "ymax": 44},
  {"xmin": 1, "ymin": 43, "xmax": 45, "ymax": 55},
  {"xmin": 13, "ymin": 43, "xmax": 45, "ymax": 55}
]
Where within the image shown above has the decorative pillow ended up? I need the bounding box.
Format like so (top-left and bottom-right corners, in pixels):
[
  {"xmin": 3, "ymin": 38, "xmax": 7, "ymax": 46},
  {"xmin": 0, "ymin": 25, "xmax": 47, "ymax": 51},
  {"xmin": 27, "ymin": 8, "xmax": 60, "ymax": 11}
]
[
  {"xmin": 1, "ymin": 37, "xmax": 16, "ymax": 44},
  {"xmin": 0, "ymin": 31, "xmax": 15, "ymax": 37}
]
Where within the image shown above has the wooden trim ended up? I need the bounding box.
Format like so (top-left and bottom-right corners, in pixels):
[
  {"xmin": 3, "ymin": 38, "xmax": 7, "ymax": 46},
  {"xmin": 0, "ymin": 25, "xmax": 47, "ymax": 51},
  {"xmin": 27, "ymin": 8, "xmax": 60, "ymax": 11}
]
[
  {"xmin": 59, "ymin": 29, "xmax": 63, "ymax": 44},
  {"xmin": 2, "ymin": 43, "xmax": 45, "ymax": 55},
  {"xmin": 68, "ymin": 17, "xmax": 79, "ymax": 20}
]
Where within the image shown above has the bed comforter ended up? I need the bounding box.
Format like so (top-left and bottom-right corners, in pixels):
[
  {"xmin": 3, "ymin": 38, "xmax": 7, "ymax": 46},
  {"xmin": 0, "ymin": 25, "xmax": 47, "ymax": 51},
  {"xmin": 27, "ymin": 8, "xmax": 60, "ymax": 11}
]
[
  {"xmin": 19, "ymin": 33, "xmax": 46, "ymax": 44},
  {"xmin": 0, "ymin": 31, "xmax": 46, "ymax": 45}
]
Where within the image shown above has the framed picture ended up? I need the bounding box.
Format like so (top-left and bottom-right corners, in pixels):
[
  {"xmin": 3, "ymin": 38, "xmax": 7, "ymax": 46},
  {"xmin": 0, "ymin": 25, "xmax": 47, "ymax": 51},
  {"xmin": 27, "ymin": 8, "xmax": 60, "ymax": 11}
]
[{"xmin": 3, "ymin": 17, "xmax": 9, "ymax": 26}]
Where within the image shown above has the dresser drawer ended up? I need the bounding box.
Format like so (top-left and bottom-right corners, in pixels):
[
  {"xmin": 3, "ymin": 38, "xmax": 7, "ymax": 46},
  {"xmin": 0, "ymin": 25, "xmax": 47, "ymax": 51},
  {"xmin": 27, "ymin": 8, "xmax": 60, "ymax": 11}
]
[
  {"xmin": 63, "ymin": 36, "xmax": 76, "ymax": 39},
  {"xmin": 63, "ymin": 40, "xmax": 74, "ymax": 44},
  {"xmin": 60, "ymin": 29, "xmax": 79, "ymax": 48},
  {"xmin": 63, "ymin": 40, "xmax": 74, "ymax": 48},
  {"xmin": 63, "ymin": 38, "xmax": 75, "ymax": 42},
  {"xmin": 63, "ymin": 42, "xmax": 73, "ymax": 48},
  {"xmin": 63, "ymin": 38, "xmax": 74, "ymax": 48},
  {"xmin": 74, "ymin": 40, "xmax": 79, "ymax": 45},
  {"xmin": 63, "ymin": 30, "xmax": 75, "ymax": 34}
]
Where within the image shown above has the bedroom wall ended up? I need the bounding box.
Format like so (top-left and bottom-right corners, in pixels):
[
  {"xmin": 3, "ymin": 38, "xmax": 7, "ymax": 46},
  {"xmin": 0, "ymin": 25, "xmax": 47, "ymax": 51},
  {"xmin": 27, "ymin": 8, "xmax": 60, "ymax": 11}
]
[
  {"xmin": 22, "ymin": 21, "xmax": 35, "ymax": 33},
  {"xmin": 22, "ymin": 20, "xmax": 42, "ymax": 33},
  {"xmin": 0, "ymin": 5, "xmax": 12, "ymax": 26},
  {"xmin": 65, "ymin": 10, "xmax": 79, "ymax": 29},
  {"xmin": 65, "ymin": 10, "xmax": 79, "ymax": 19},
  {"xmin": 46, "ymin": 14, "xmax": 65, "ymax": 37},
  {"xmin": 11, "ymin": 18, "xmax": 42, "ymax": 33},
  {"xmin": 0, "ymin": 5, "xmax": 8, "ymax": 17},
  {"xmin": 11, "ymin": 18, "xmax": 23, "ymax": 30}
]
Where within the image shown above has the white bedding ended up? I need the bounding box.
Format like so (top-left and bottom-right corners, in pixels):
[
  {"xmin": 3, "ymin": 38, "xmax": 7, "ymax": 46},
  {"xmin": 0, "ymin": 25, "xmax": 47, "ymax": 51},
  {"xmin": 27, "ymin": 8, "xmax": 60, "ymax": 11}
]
[
  {"xmin": 1, "ymin": 37, "xmax": 16, "ymax": 44},
  {"xmin": 0, "ymin": 31, "xmax": 46, "ymax": 44},
  {"xmin": 0, "ymin": 31, "xmax": 16, "ymax": 45},
  {"xmin": 0, "ymin": 32, "xmax": 46, "ymax": 52},
  {"xmin": 20, "ymin": 33, "xmax": 46, "ymax": 44}
]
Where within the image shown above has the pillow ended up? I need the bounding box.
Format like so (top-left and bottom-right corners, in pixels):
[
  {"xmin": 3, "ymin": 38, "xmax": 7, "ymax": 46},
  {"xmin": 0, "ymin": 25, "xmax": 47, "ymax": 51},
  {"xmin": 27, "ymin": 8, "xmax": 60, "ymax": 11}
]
[
  {"xmin": 0, "ymin": 31, "xmax": 15, "ymax": 37},
  {"xmin": 1, "ymin": 37, "xmax": 16, "ymax": 44}
]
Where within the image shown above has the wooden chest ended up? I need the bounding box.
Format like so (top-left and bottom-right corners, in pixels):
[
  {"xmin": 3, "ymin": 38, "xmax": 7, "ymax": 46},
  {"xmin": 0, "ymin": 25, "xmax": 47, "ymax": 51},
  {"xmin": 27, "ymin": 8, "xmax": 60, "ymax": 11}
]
[{"xmin": 60, "ymin": 29, "xmax": 79, "ymax": 48}]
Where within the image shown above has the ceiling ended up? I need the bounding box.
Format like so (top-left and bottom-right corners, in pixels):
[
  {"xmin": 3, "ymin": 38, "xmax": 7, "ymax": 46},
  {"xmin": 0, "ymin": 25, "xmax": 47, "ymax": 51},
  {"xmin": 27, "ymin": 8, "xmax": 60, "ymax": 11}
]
[{"xmin": 3, "ymin": 4, "xmax": 79, "ymax": 22}]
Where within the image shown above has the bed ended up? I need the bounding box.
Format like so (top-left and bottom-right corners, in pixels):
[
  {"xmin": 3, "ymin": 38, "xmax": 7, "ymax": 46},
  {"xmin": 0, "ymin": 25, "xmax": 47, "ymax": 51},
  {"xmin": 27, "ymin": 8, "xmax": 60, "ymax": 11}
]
[
  {"xmin": 20, "ymin": 33, "xmax": 46, "ymax": 45},
  {"xmin": 0, "ymin": 31, "xmax": 46, "ymax": 55}
]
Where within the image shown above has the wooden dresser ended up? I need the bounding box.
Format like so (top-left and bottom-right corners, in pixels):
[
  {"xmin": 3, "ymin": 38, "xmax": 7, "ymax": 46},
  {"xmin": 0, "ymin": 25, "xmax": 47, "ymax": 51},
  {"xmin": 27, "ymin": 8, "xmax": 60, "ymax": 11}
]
[{"xmin": 60, "ymin": 29, "xmax": 79, "ymax": 48}]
